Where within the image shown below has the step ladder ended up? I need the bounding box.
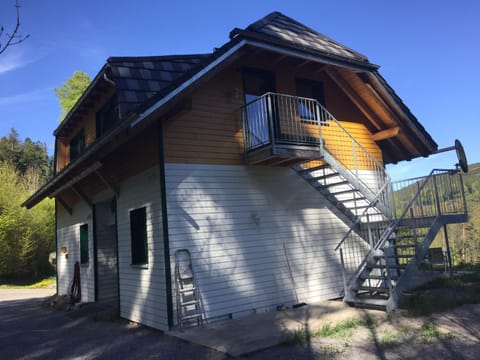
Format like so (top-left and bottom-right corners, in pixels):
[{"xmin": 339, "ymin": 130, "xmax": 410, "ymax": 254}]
[{"xmin": 174, "ymin": 249, "xmax": 203, "ymax": 328}]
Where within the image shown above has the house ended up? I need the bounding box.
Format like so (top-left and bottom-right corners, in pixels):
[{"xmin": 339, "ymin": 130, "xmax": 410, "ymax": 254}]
[{"xmin": 23, "ymin": 12, "xmax": 467, "ymax": 330}]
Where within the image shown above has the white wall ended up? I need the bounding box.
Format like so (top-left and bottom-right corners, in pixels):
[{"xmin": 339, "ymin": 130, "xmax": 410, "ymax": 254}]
[
  {"xmin": 56, "ymin": 201, "xmax": 95, "ymax": 302},
  {"xmin": 116, "ymin": 165, "xmax": 169, "ymax": 330},
  {"xmin": 166, "ymin": 163, "xmax": 352, "ymax": 323}
]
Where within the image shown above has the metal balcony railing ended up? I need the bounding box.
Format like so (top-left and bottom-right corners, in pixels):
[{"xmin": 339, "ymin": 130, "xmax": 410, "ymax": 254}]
[{"xmin": 241, "ymin": 92, "xmax": 390, "ymax": 210}]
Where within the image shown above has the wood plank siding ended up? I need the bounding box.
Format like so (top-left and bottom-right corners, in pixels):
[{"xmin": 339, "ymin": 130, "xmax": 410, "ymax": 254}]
[
  {"xmin": 116, "ymin": 166, "xmax": 169, "ymax": 330},
  {"xmin": 166, "ymin": 163, "xmax": 351, "ymax": 322},
  {"xmin": 56, "ymin": 201, "xmax": 95, "ymax": 302}
]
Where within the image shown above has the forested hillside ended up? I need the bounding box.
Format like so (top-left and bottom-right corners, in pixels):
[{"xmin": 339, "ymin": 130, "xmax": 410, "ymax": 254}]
[
  {"xmin": 441, "ymin": 162, "xmax": 480, "ymax": 264},
  {"xmin": 0, "ymin": 129, "xmax": 54, "ymax": 281}
]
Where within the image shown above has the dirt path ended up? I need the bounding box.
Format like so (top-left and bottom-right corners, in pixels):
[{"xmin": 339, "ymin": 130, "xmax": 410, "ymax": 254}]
[{"xmin": 248, "ymin": 304, "xmax": 480, "ymax": 359}]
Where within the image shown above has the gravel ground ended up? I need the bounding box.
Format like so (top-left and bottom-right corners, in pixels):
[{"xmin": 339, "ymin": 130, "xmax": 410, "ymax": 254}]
[{"xmin": 1, "ymin": 289, "xmax": 479, "ymax": 359}]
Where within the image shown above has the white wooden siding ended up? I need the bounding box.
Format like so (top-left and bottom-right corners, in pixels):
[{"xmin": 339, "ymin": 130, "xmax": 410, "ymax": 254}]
[
  {"xmin": 116, "ymin": 165, "xmax": 168, "ymax": 330},
  {"xmin": 165, "ymin": 163, "xmax": 352, "ymax": 323},
  {"xmin": 56, "ymin": 201, "xmax": 94, "ymax": 302}
]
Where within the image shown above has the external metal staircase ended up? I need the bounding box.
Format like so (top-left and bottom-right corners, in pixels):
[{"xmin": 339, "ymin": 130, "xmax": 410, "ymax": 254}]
[
  {"xmin": 336, "ymin": 169, "xmax": 468, "ymax": 311},
  {"xmin": 241, "ymin": 93, "xmax": 468, "ymax": 312}
]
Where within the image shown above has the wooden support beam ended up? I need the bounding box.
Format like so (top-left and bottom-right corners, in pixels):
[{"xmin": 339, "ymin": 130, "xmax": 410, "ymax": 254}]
[
  {"xmin": 372, "ymin": 127, "xmax": 400, "ymax": 141},
  {"xmin": 56, "ymin": 195, "xmax": 72, "ymax": 215},
  {"xmin": 72, "ymin": 185, "xmax": 93, "ymax": 208},
  {"xmin": 51, "ymin": 161, "xmax": 102, "ymax": 197},
  {"xmin": 325, "ymin": 68, "xmax": 382, "ymax": 130},
  {"xmin": 95, "ymin": 169, "xmax": 119, "ymax": 197},
  {"xmin": 294, "ymin": 59, "xmax": 311, "ymax": 71}
]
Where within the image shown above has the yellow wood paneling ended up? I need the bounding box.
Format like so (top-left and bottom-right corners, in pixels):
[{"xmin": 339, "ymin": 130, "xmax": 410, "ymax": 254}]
[{"xmin": 163, "ymin": 68, "xmax": 246, "ymax": 165}]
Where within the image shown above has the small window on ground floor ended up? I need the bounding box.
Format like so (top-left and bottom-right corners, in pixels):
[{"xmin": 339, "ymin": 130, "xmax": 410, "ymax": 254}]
[
  {"xmin": 80, "ymin": 224, "xmax": 89, "ymax": 264},
  {"xmin": 130, "ymin": 207, "xmax": 148, "ymax": 265}
]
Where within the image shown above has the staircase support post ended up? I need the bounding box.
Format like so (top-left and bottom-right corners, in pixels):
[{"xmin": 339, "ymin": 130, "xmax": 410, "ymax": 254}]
[{"xmin": 339, "ymin": 248, "xmax": 348, "ymax": 299}]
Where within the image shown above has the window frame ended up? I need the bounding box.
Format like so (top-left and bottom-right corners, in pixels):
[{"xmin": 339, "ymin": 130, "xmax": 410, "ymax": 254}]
[
  {"xmin": 69, "ymin": 129, "xmax": 86, "ymax": 162},
  {"xmin": 80, "ymin": 224, "xmax": 89, "ymax": 264},
  {"xmin": 130, "ymin": 207, "xmax": 148, "ymax": 266},
  {"xmin": 295, "ymin": 78, "xmax": 326, "ymax": 125},
  {"xmin": 96, "ymin": 96, "xmax": 120, "ymax": 139}
]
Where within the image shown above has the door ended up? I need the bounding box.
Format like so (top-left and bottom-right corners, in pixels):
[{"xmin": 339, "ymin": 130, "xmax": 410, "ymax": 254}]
[
  {"xmin": 242, "ymin": 68, "xmax": 276, "ymax": 149},
  {"xmin": 94, "ymin": 199, "xmax": 119, "ymax": 307}
]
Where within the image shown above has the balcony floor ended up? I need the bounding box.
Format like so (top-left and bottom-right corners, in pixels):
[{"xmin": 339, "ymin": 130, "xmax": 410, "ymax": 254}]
[{"xmin": 246, "ymin": 143, "xmax": 323, "ymax": 166}]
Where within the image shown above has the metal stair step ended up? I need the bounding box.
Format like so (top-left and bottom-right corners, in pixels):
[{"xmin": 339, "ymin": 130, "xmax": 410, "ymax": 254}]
[
  {"xmin": 298, "ymin": 163, "xmax": 330, "ymax": 173},
  {"xmin": 362, "ymin": 274, "xmax": 399, "ymax": 281},
  {"xmin": 353, "ymin": 297, "xmax": 389, "ymax": 308},
  {"xmin": 311, "ymin": 172, "xmax": 341, "ymax": 181},
  {"xmin": 370, "ymin": 264, "xmax": 407, "ymax": 269},
  {"xmin": 328, "ymin": 188, "xmax": 357, "ymax": 196},
  {"xmin": 315, "ymin": 180, "xmax": 349, "ymax": 189},
  {"xmin": 358, "ymin": 286, "xmax": 390, "ymax": 293}
]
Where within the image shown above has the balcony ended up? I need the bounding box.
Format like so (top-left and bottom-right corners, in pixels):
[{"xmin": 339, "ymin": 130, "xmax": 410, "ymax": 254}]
[{"xmin": 241, "ymin": 93, "xmax": 325, "ymax": 165}]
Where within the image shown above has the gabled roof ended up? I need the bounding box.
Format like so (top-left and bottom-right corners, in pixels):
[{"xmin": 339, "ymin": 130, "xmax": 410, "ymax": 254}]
[{"xmin": 230, "ymin": 11, "xmax": 377, "ymax": 70}]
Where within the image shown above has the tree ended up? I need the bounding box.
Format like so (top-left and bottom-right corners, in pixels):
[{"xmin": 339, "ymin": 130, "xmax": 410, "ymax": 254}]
[
  {"xmin": 0, "ymin": 128, "xmax": 50, "ymax": 188},
  {"xmin": 54, "ymin": 71, "xmax": 91, "ymax": 122},
  {"xmin": 0, "ymin": 162, "xmax": 54, "ymax": 280},
  {"xmin": 0, "ymin": 1, "xmax": 29, "ymax": 56}
]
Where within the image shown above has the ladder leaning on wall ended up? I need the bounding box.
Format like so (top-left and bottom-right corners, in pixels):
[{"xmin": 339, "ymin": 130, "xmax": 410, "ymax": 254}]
[{"xmin": 174, "ymin": 249, "xmax": 203, "ymax": 328}]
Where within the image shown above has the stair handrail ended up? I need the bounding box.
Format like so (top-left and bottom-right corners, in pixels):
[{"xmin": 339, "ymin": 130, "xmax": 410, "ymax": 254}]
[
  {"xmin": 334, "ymin": 178, "xmax": 392, "ymax": 252},
  {"xmin": 372, "ymin": 168, "xmax": 460, "ymax": 251}
]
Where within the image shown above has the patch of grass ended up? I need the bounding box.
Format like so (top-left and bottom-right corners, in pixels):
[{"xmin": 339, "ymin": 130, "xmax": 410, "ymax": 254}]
[
  {"xmin": 418, "ymin": 321, "xmax": 454, "ymax": 343},
  {"xmin": 287, "ymin": 315, "xmax": 377, "ymax": 346},
  {"xmin": 378, "ymin": 329, "xmax": 404, "ymax": 348},
  {"xmin": 0, "ymin": 276, "xmax": 55, "ymax": 289},
  {"xmin": 318, "ymin": 344, "xmax": 345, "ymax": 355},
  {"xmin": 28, "ymin": 276, "xmax": 55, "ymax": 288}
]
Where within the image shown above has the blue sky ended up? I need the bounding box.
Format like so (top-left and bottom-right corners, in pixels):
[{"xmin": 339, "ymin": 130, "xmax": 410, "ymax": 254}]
[{"xmin": 0, "ymin": 0, "xmax": 478, "ymax": 180}]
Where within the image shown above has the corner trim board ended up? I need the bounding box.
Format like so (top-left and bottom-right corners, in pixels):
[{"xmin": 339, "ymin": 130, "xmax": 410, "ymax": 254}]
[{"xmin": 157, "ymin": 118, "xmax": 174, "ymax": 329}]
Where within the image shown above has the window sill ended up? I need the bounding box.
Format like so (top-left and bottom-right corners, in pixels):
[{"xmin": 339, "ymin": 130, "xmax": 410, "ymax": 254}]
[
  {"xmin": 80, "ymin": 262, "xmax": 89, "ymax": 267},
  {"xmin": 130, "ymin": 263, "xmax": 149, "ymax": 269}
]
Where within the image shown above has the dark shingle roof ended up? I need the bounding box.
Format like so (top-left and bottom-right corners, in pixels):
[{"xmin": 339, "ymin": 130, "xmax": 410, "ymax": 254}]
[
  {"xmin": 231, "ymin": 12, "xmax": 373, "ymax": 68},
  {"xmin": 107, "ymin": 54, "xmax": 212, "ymax": 117}
]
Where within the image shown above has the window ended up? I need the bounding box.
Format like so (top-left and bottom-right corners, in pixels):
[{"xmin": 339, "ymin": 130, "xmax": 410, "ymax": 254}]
[
  {"xmin": 96, "ymin": 96, "xmax": 119, "ymax": 139},
  {"xmin": 69, "ymin": 129, "xmax": 85, "ymax": 162},
  {"xmin": 130, "ymin": 207, "xmax": 148, "ymax": 265},
  {"xmin": 80, "ymin": 224, "xmax": 89, "ymax": 264},
  {"xmin": 296, "ymin": 79, "xmax": 325, "ymax": 124}
]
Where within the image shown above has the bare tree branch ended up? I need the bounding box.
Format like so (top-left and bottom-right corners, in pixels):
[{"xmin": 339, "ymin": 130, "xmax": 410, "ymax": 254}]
[{"xmin": 0, "ymin": 0, "xmax": 29, "ymax": 56}]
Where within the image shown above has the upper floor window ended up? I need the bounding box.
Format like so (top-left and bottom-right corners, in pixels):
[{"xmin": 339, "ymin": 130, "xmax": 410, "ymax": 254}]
[
  {"xmin": 70, "ymin": 129, "xmax": 85, "ymax": 162},
  {"xmin": 96, "ymin": 96, "xmax": 119, "ymax": 139},
  {"xmin": 296, "ymin": 78, "xmax": 325, "ymax": 124}
]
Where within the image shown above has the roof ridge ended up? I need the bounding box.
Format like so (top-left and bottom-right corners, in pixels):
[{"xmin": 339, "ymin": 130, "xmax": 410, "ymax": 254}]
[
  {"xmin": 244, "ymin": 11, "xmax": 369, "ymax": 62},
  {"xmin": 107, "ymin": 53, "xmax": 212, "ymax": 63}
]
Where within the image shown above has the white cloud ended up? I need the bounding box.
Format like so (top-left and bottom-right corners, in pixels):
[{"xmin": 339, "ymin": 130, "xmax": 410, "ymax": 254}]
[
  {"xmin": 0, "ymin": 47, "xmax": 45, "ymax": 75},
  {"xmin": 0, "ymin": 88, "xmax": 50, "ymax": 106}
]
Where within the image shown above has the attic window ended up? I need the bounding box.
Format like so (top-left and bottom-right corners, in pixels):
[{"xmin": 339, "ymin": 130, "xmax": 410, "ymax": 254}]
[
  {"xmin": 96, "ymin": 96, "xmax": 119, "ymax": 139},
  {"xmin": 70, "ymin": 129, "xmax": 85, "ymax": 162},
  {"xmin": 296, "ymin": 78, "xmax": 325, "ymax": 124}
]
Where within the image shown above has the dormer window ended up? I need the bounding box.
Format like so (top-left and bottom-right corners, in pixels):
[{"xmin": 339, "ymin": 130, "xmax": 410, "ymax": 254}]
[
  {"xmin": 96, "ymin": 96, "xmax": 119, "ymax": 139},
  {"xmin": 69, "ymin": 129, "xmax": 85, "ymax": 162}
]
